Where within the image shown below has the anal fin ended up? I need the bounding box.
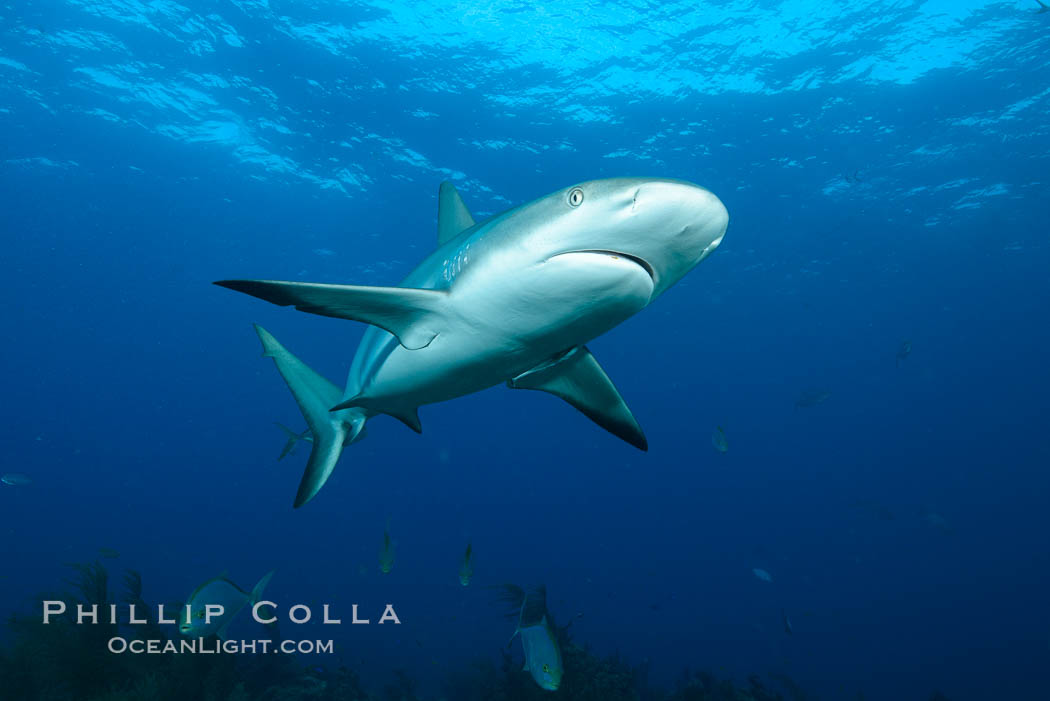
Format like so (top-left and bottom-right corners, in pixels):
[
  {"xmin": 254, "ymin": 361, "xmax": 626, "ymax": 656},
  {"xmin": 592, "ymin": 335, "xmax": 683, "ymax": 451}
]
[
  {"xmin": 387, "ymin": 406, "xmax": 422, "ymax": 434},
  {"xmin": 331, "ymin": 394, "xmax": 422, "ymax": 434},
  {"xmin": 508, "ymin": 346, "xmax": 647, "ymax": 451}
]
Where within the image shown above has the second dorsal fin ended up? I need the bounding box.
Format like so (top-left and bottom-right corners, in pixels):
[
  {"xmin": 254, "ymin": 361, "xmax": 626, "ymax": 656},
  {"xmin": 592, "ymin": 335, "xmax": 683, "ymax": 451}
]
[{"xmin": 437, "ymin": 181, "xmax": 475, "ymax": 245}]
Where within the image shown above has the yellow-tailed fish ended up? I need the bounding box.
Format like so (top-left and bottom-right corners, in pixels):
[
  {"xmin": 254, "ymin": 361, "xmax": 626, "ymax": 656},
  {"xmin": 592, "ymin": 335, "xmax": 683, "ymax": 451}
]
[
  {"xmin": 712, "ymin": 425, "xmax": 728, "ymax": 453},
  {"xmin": 379, "ymin": 528, "xmax": 395, "ymax": 574},
  {"xmin": 459, "ymin": 543, "xmax": 473, "ymax": 586},
  {"xmin": 179, "ymin": 571, "xmax": 273, "ymax": 639},
  {"xmin": 499, "ymin": 584, "xmax": 563, "ymax": 691}
]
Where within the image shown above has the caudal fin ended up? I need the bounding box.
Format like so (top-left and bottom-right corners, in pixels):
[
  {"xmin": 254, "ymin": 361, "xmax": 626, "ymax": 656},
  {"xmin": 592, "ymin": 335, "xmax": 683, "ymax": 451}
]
[
  {"xmin": 254, "ymin": 325, "xmax": 366, "ymax": 507},
  {"xmin": 275, "ymin": 423, "xmax": 305, "ymax": 461},
  {"xmin": 250, "ymin": 570, "xmax": 275, "ymax": 604}
]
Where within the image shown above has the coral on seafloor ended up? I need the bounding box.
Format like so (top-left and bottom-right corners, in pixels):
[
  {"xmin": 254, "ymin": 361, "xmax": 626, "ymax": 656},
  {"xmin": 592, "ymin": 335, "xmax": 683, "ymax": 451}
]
[
  {"xmin": 0, "ymin": 561, "xmax": 950, "ymax": 701},
  {"xmin": 0, "ymin": 560, "xmax": 364, "ymax": 701}
]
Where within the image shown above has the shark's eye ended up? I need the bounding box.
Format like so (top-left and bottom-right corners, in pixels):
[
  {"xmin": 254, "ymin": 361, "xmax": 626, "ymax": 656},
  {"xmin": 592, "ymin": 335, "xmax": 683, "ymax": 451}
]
[
  {"xmin": 543, "ymin": 664, "xmax": 550, "ymax": 673},
  {"xmin": 567, "ymin": 188, "xmax": 584, "ymax": 207}
]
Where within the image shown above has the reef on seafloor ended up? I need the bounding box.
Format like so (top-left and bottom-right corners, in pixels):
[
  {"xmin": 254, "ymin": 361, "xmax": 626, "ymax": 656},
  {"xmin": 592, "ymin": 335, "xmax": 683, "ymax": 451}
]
[{"xmin": 0, "ymin": 561, "xmax": 946, "ymax": 701}]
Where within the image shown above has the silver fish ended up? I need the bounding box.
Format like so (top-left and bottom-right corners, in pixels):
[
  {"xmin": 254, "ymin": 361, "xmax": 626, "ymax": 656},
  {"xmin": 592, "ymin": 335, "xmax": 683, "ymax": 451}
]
[{"xmin": 179, "ymin": 571, "xmax": 273, "ymax": 639}]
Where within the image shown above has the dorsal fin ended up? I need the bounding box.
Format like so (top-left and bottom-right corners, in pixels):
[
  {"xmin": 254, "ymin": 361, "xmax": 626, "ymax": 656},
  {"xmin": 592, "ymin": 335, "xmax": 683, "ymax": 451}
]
[
  {"xmin": 437, "ymin": 181, "xmax": 475, "ymax": 245},
  {"xmin": 508, "ymin": 346, "xmax": 647, "ymax": 451}
]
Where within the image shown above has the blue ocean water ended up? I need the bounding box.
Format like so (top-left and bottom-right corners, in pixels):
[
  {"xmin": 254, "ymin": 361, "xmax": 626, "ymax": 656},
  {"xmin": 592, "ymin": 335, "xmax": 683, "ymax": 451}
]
[{"xmin": 2, "ymin": 1, "xmax": 1049, "ymax": 699}]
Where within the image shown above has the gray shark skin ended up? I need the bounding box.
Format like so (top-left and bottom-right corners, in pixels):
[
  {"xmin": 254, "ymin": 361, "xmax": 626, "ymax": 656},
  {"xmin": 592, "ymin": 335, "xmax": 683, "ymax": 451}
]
[{"xmin": 216, "ymin": 178, "xmax": 728, "ymax": 507}]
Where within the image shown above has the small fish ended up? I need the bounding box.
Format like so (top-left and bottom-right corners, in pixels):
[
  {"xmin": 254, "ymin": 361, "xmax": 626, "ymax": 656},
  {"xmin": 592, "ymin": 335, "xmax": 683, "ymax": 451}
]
[
  {"xmin": 712, "ymin": 425, "xmax": 728, "ymax": 453},
  {"xmin": 98, "ymin": 548, "xmax": 120, "ymax": 559},
  {"xmin": 896, "ymin": 340, "xmax": 912, "ymax": 368},
  {"xmin": 1, "ymin": 473, "xmax": 31, "ymax": 486},
  {"xmin": 922, "ymin": 511, "xmax": 953, "ymax": 533},
  {"xmin": 379, "ymin": 526, "xmax": 395, "ymax": 574},
  {"xmin": 752, "ymin": 568, "xmax": 773, "ymax": 583},
  {"xmin": 795, "ymin": 389, "xmax": 831, "ymax": 408},
  {"xmin": 498, "ymin": 584, "xmax": 563, "ymax": 691},
  {"xmin": 782, "ymin": 609, "xmax": 793, "ymax": 635},
  {"xmin": 275, "ymin": 423, "xmax": 312, "ymax": 461},
  {"xmin": 179, "ymin": 571, "xmax": 274, "ymax": 639},
  {"xmin": 459, "ymin": 543, "xmax": 473, "ymax": 586}
]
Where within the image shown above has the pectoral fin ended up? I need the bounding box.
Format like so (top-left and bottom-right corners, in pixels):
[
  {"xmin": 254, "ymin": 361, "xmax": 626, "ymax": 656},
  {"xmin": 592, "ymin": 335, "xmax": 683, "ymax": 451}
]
[
  {"xmin": 508, "ymin": 346, "xmax": 647, "ymax": 451},
  {"xmin": 215, "ymin": 280, "xmax": 448, "ymax": 350}
]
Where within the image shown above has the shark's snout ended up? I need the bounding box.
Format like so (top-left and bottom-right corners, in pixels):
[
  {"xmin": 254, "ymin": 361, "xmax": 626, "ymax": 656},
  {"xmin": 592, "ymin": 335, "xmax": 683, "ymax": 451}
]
[
  {"xmin": 606, "ymin": 179, "xmax": 727, "ymax": 297},
  {"xmin": 676, "ymin": 184, "xmax": 728, "ymax": 251},
  {"xmin": 631, "ymin": 180, "xmax": 726, "ymax": 228}
]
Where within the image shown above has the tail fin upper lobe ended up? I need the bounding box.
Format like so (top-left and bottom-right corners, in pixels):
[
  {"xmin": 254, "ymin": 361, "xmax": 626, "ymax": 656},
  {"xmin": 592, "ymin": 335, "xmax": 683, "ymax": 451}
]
[{"xmin": 250, "ymin": 570, "xmax": 275, "ymax": 604}]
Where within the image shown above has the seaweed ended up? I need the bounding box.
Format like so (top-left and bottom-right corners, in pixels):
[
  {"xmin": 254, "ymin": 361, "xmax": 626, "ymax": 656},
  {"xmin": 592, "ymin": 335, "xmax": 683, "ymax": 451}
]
[
  {"xmin": 0, "ymin": 559, "xmax": 954, "ymax": 701},
  {"xmin": 768, "ymin": 672, "xmax": 806, "ymax": 701},
  {"xmin": 381, "ymin": 668, "xmax": 420, "ymax": 701},
  {"xmin": 3, "ymin": 559, "xmax": 128, "ymax": 698},
  {"xmin": 0, "ymin": 561, "xmax": 280, "ymax": 701},
  {"xmin": 668, "ymin": 671, "xmax": 785, "ymax": 701}
]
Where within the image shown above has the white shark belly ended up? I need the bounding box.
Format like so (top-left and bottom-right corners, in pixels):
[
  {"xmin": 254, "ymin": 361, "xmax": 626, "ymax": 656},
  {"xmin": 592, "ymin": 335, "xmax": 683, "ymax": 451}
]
[{"xmin": 359, "ymin": 251, "xmax": 655, "ymax": 408}]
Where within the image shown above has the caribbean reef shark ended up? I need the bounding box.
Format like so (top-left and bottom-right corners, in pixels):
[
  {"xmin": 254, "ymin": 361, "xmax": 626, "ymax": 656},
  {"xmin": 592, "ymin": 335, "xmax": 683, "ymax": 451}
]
[{"xmin": 216, "ymin": 178, "xmax": 728, "ymax": 507}]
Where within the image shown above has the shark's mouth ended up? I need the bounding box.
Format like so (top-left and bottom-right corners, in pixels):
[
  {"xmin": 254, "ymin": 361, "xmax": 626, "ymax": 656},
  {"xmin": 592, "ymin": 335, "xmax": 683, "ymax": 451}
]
[{"xmin": 567, "ymin": 249, "xmax": 656, "ymax": 283}]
